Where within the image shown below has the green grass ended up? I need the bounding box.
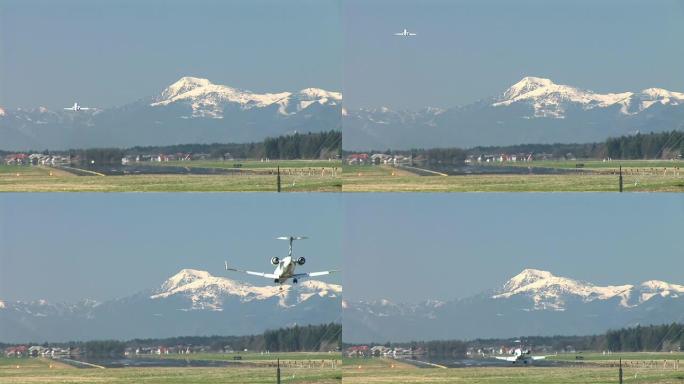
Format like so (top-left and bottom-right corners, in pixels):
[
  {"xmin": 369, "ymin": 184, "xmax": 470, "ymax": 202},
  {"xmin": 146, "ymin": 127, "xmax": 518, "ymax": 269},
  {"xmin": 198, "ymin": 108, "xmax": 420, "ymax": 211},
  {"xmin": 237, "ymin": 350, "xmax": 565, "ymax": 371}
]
[
  {"xmin": 486, "ymin": 159, "xmax": 683, "ymax": 170},
  {"xmin": 548, "ymin": 352, "xmax": 684, "ymax": 362},
  {"xmin": 0, "ymin": 356, "xmax": 341, "ymax": 383},
  {"xmin": 342, "ymin": 164, "xmax": 684, "ymax": 192},
  {"xmin": 0, "ymin": 165, "xmax": 341, "ymax": 192},
  {"xmin": 342, "ymin": 357, "xmax": 684, "ymax": 383}
]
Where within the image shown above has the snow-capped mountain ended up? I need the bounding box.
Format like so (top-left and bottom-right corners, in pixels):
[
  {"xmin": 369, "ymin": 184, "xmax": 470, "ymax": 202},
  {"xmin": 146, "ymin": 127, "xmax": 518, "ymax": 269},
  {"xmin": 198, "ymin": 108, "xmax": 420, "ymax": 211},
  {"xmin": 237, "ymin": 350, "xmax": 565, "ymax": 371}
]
[
  {"xmin": 344, "ymin": 269, "xmax": 684, "ymax": 343},
  {"xmin": 493, "ymin": 77, "xmax": 684, "ymax": 118},
  {"xmin": 150, "ymin": 77, "xmax": 341, "ymax": 118},
  {"xmin": 0, "ymin": 77, "xmax": 341, "ymax": 150},
  {"xmin": 0, "ymin": 269, "xmax": 341, "ymax": 343},
  {"xmin": 344, "ymin": 76, "xmax": 684, "ymax": 150}
]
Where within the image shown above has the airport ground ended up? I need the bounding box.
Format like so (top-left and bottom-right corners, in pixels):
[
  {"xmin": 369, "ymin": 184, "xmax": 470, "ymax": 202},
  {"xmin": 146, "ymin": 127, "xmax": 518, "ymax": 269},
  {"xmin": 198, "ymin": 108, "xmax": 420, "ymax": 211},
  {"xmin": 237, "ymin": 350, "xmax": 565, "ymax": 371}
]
[
  {"xmin": 342, "ymin": 161, "xmax": 684, "ymax": 192},
  {"xmin": 0, "ymin": 353, "xmax": 341, "ymax": 383},
  {"xmin": 0, "ymin": 160, "xmax": 341, "ymax": 192},
  {"xmin": 343, "ymin": 353, "xmax": 684, "ymax": 384}
]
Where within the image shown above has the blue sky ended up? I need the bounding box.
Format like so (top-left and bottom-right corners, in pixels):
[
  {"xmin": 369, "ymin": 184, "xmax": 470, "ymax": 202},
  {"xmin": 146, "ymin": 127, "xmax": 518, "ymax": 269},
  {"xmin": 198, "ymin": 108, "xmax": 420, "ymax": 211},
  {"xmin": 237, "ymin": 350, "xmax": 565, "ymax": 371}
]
[
  {"xmin": 0, "ymin": 194, "xmax": 342, "ymax": 302},
  {"xmin": 0, "ymin": 0, "xmax": 342, "ymax": 109},
  {"xmin": 343, "ymin": 194, "xmax": 684, "ymax": 303},
  {"xmin": 344, "ymin": 0, "xmax": 684, "ymax": 109}
]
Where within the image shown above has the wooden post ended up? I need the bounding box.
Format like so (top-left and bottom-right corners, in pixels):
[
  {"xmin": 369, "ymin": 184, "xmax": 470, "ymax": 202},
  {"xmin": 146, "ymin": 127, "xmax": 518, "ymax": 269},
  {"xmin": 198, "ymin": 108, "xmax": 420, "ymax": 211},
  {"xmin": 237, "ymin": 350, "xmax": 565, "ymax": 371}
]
[
  {"xmin": 277, "ymin": 166, "xmax": 281, "ymax": 193},
  {"xmin": 619, "ymin": 358, "xmax": 623, "ymax": 384},
  {"xmin": 277, "ymin": 358, "xmax": 281, "ymax": 384},
  {"xmin": 619, "ymin": 165, "xmax": 623, "ymax": 192}
]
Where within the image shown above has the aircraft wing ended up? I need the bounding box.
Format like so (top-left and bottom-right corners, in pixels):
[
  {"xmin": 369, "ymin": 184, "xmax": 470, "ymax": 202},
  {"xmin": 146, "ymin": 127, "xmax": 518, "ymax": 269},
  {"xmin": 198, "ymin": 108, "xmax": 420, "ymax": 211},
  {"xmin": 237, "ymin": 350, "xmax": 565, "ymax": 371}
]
[
  {"xmin": 80, "ymin": 107, "xmax": 91, "ymax": 110},
  {"xmin": 225, "ymin": 261, "xmax": 278, "ymax": 279},
  {"xmin": 292, "ymin": 270, "xmax": 338, "ymax": 279},
  {"xmin": 494, "ymin": 356, "xmax": 518, "ymax": 362},
  {"xmin": 409, "ymin": 33, "xmax": 417, "ymax": 36},
  {"xmin": 393, "ymin": 33, "xmax": 403, "ymax": 36},
  {"xmin": 531, "ymin": 356, "xmax": 547, "ymax": 360}
]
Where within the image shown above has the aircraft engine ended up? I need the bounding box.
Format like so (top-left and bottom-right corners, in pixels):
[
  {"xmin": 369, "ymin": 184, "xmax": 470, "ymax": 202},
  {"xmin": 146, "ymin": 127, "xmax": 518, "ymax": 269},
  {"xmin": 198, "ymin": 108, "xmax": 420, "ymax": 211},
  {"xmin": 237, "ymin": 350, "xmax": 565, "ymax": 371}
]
[
  {"xmin": 297, "ymin": 257, "xmax": 306, "ymax": 265},
  {"xmin": 271, "ymin": 257, "xmax": 280, "ymax": 265}
]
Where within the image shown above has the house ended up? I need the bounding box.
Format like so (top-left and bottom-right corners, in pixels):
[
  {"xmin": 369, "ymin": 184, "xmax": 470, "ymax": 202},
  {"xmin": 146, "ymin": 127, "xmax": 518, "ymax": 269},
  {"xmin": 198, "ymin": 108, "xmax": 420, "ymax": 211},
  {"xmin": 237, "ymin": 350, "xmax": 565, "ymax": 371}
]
[
  {"xmin": 345, "ymin": 345, "xmax": 369, "ymax": 357},
  {"xmin": 370, "ymin": 153, "xmax": 392, "ymax": 164},
  {"xmin": 346, "ymin": 153, "xmax": 369, "ymax": 165},
  {"xmin": 370, "ymin": 345, "xmax": 390, "ymax": 356},
  {"xmin": 4, "ymin": 345, "xmax": 28, "ymax": 357},
  {"xmin": 5, "ymin": 153, "xmax": 29, "ymax": 165}
]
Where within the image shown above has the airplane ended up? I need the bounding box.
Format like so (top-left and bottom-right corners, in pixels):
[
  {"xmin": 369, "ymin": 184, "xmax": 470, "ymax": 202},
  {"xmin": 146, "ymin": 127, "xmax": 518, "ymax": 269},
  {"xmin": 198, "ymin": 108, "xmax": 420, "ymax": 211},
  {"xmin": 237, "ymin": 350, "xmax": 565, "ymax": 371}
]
[
  {"xmin": 63, "ymin": 102, "xmax": 92, "ymax": 111},
  {"xmin": 393, "ymin": 28, "xmax": 416, "ymax": 37},
  {"xmin": 224, "ymin": 236, "xmax": 336, "ymax": 287},
  {"xmin": 494, "ymin": 348, "xmax": 548, "ymax": 364}
]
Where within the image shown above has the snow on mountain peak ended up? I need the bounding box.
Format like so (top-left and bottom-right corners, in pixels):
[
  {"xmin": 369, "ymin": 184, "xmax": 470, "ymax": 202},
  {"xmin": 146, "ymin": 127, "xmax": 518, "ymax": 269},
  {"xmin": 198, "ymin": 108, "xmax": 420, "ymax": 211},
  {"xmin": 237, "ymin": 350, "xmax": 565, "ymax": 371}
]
[
  {"xmin": 152, "ymin": 268, "xmax": 340, "ymax": 311},
  {"xmin": 160, "ymin": 269, "xmax": 212, "ymax": 291},
  {"xmin": 638, "ymin": 280, "xmax": 684, "ymax": 302},
  {"xmin": 494, "ymin": 76, "xmax": 634, "ymax": 118},
  {"xmin": 160, "ymin": 77, "xmax": 214, "ymax": 100},
  {"xmin": 494, "ymin": 269, "xmax": 633, "ymax": 311},
  {"xmin": 493, "ymin": 76, "xmax": 684, "ymax": 117},
  {"xmin": 150, "ymin": 76, "xmax": 340, "ymax": 118},
  {"xmin": 502, "ymin": 76, "xmax": 555, "ymax": 99}
]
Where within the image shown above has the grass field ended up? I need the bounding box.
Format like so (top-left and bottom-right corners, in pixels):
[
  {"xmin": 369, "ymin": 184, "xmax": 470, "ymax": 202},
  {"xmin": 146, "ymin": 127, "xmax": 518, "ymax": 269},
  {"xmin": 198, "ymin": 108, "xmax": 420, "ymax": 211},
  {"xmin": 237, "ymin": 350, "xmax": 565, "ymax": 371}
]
[
  {"xmin": 0, "ymin": 161, "xmax": 342, "ymax": 192},
  {"xmin": 343, "ymin": 356, "xmax": 684, "ymax": 384},
  {"xmin": 0, "ymin": 354, "xmax": 341, "ymax": 383},
  {"xmin": 342, "ymin": 162, "xmax": 684, "ymax": 192}
]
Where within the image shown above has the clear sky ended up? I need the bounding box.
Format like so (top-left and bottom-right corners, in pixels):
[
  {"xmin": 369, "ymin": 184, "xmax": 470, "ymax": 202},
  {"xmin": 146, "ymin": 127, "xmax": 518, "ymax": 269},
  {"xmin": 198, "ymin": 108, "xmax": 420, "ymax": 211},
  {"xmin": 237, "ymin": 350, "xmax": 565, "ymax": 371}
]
[
  {"xmin": 0, "ymin": 0, "xmax": 342, "ymax": 110},
  {"xmin": 344, "ymin": 0, "xmax": 684, "ymax": 109},
  {"xmin": 0, "ymin": 194, "xmax": 342, "ymax": 302},
  {"xmin": 343, "ymin": 194, "xmax": 684, "ymax": 303}
]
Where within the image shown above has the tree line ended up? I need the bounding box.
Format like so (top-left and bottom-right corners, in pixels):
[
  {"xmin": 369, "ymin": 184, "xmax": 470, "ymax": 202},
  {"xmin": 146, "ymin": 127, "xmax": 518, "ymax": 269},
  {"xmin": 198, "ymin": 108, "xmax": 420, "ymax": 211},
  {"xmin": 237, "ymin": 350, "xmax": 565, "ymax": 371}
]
[
  {"xmin": 345, "ymin": 323, "xmax": 684, "ymax": 356},
  {"xmin": 1, "ymin": 131, "xmax": 341, "ymax": 164},
  {"xmin": 345, "ymin": 131, "xmax": 683, "ymax": 161},
  {"xmin": 6, "ymin": 323, "xmax": 342, "ymax": 357}
]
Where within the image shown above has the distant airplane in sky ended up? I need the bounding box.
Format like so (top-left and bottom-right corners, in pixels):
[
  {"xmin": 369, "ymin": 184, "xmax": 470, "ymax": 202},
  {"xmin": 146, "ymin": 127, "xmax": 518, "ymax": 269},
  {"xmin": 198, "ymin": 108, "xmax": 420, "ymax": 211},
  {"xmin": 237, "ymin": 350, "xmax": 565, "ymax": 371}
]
[
  {"xmin": 63, "ymin": 102, "xmax": 92, "ymax": 111},
  {"xmin": 394, "ymin": 28, "xmax": 416, "ymax": 37}
]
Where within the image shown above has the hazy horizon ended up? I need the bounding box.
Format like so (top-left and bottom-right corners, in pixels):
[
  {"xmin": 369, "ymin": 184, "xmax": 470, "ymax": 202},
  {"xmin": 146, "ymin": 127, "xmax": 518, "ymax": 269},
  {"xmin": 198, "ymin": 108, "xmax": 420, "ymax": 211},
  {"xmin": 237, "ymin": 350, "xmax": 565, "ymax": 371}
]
[
  {"xmin": 343, "ymin": 194, "xmax": 684, "ymax": 303},
  {"xmin": 0, "ymin": 194, "xmax": 342, "ymax": 302},
  {"xmin": 344, "ymin": 0, "xmax": 684, "ymax": 110},
  {"xmin": 0, "ymin": 0, "xmax": 342, "ymax": 110}
]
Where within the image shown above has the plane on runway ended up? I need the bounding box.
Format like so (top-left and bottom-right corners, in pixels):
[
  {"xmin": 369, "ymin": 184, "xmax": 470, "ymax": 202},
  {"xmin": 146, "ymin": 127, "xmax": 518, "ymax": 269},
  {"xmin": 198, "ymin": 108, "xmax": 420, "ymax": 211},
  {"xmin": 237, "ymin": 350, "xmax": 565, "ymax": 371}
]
[
  {"xmin": 225, "ymin": 236, "xmax": 336, "ymax": 287},
  {"xmin": 394, "ymin": 28, "xmax": 416, "ymax": 37},
  {"xmin": 494, "ymin": 348, "xmax": 548, "ymax": 364},
  {"xmin": 63, "ymin": 102, "xmax": 92, "ymax": 111}
]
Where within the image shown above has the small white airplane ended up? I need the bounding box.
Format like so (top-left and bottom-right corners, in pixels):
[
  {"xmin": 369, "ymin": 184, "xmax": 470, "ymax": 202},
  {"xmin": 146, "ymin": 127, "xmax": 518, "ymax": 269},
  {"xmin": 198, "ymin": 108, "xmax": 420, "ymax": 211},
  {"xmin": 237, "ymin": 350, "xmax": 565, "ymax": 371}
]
[
  {"xmin": 63, "ymin": 102, "xmax": 92, "ymax": 111},
  {"xmin": 394, "ymin": 28, "xmax": 416, "ymax": 37},
  {"xmin": 224, "ymin": 236, "xmax": 336, "ymax": 286},
  {"xmin": 494, "ymin": 348, "xmax": 547, "ymax": 364}
]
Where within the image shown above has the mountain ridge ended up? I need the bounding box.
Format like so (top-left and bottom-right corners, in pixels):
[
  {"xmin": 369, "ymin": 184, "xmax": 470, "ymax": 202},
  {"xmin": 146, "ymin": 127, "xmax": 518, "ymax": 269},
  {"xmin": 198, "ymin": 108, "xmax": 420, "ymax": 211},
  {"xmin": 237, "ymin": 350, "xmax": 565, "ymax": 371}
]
[
  {"xmin": 0, "ymin": 269, "xmax": 341, "ymax": 342},
  {"xmin": 0, "ymin": 76, "xmax": 342, "ymax": 150},
  {"xmin": 343, "ymin": 269, "xmax": 684, "ymax": 343},
  {"xmin": 344, "ymin": 76, "xmax": 684, "ymax": 150}
]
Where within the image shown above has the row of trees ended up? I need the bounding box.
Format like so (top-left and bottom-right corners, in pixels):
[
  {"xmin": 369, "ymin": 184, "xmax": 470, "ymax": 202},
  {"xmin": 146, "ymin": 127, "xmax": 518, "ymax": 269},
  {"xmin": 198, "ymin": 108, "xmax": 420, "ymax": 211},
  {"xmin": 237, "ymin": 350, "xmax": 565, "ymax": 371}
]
[
  {"xmin": 24, "ymin": 323, "xmax": 342, "ymax": 357},
  {"xmin": 349, "ymin": 131, "xmax": 683, "ymax": 162},
  {"xmin": 605, "ymin": 131, "xmax": 684, "ymax": 159},
  {"xmin": 5, "ymin": 131, "xmax": 341, "ymax": 165},
  {"xmin": 263, "ymin": 323, "xmax": 342, "ymax": 352},
  {"xmin": 605, "ymin": 323, "xmax": 684, "ymax": 352},
  {"xmin": 263, "ymin": 131, "xmax": 341, "ymax": 160},
  {"xmin": 356, "ymin": 323, "xmax": 684, "ymax": 357}
]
